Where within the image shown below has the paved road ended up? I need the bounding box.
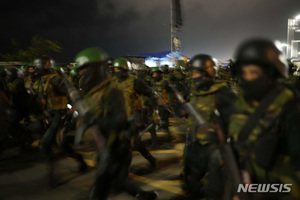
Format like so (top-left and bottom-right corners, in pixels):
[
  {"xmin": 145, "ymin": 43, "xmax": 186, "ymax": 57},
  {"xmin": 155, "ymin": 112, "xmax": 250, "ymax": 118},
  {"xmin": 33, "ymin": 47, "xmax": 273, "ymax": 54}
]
[{"xmin": 0, "ymin": 118, "xmax": 189, "ymax": 200}]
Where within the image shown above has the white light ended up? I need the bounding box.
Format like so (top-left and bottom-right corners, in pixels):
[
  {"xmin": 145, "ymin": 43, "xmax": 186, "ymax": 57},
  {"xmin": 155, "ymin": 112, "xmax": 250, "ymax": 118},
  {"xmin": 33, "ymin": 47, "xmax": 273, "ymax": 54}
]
[
  {"xmin": 295, "ymin": 15, "xmax": 300, "ymax": 20},
  {"xmin": 67, "ymin": 104, "xmax": 72, "ymax": 109},
  {"xmin": 73, "ymin": 111, "xmax": 79, "ymax": 118},
  {"xmin": 145, "ymin": 59, "xmax": 158, "ymax": 67},
  {"xmin": 295, "ymin": 29, "xmax": 300, "ymax": 32},
  {"xmin": 274, "ymin": 40, "xmax": 288, "ymax": 51},
  {"xmin": 298, "ymin": 52, "xmax": 300, "ymax": 55}
]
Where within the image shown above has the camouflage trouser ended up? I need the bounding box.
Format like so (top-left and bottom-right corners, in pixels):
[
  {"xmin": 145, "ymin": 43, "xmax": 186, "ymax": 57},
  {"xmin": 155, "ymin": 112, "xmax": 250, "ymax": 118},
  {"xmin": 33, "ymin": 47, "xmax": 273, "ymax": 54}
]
[
  {"xmin": 90, "ymin": 138, "xmax": 155, "ymax": 200},
  {"xmin": 158, "ymin": 105, "xmax": 170, "ymax": 129},
  {"xmin": 183, "ymin": 142, "xmax": 224, "ymax": 199},
  {"xmin": 40, "ymin": 110, "xmax": 66, "ymax": 147},
  {"xmin": 141, "ymin": 108, "xmax": 158, "ymax": 145}
]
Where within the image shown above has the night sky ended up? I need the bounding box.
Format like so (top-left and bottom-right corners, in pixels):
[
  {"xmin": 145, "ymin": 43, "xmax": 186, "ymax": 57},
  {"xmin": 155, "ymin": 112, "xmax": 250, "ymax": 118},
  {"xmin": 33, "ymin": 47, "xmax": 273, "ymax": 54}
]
[{"xmin": 1, "ymin": 0, "xmax": 300, "ymax": 62}]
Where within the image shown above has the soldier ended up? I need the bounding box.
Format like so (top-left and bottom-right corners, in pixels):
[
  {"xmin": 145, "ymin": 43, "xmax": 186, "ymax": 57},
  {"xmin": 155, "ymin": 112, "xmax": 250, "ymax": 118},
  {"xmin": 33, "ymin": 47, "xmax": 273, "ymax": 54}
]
[
  {"xmin": 181, "ymin": 54, "xmax": 236, "ymax": 199},
  {"xmin": 33, "ymin": 56, "xmax": 86, "ymax": 187},
  {"xmin": 73, "ymin": 48, "xmax": 157, "ymax": 200},
  {"xmin": 224, "ymin": 38, "xmax": 300, "ymax": 200},
  {"xmin": 5, "ymin": 67, "xmax": 32, "ymax": 148},
  {"xmin": 113, "ymin": 57, "xmax": 156, "ymax": 171},
  {"xmin": 149, "ymin": 67, "xmax": 172, "ymax": 138},
  {"xmin": 0, "ymin": 66, "xmax": 14, "ymax": 154}
]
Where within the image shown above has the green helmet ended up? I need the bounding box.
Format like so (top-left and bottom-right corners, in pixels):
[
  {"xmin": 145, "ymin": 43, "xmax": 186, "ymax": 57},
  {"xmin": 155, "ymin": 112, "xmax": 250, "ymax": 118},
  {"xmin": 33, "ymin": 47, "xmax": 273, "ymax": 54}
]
[
  {"xmin": 69, "ymin": 69, "xmax": 78, "ymax": 78},
  {"xmin": 53, "ymin": 65, "xmax": 61, "ymax": 71},
  {"xmin": 20, "ymin": 65, "xmax": 28, "ymax": 71},
  {"xmin": 150, "ymin": 67, "xmax": 162, "ymax": 74},
  {"xmin": 74, "ymin": 47, "xmax": 108, "ymax": 70},
  {"xmin": 113, "ymin": 58, "xmax": 131, "ymax": 70}
]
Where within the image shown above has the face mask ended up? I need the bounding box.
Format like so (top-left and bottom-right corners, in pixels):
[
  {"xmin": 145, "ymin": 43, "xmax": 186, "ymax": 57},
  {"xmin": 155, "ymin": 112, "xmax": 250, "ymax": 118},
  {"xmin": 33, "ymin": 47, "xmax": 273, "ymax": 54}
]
[
  {"xmin": 153, "ymin": 74, "xmax": 162, "ymax": 82},
  {"xmin": 193, "ymin": 76, "xmax": 204, "ymax": 88},
  {"xmin": 115, "ymin": 70, "xmax": 128, "ymax": 81},
  {"xmin": 193, "ymin": 76, "xmax": 213, "ymax": 91},
  {"xmin": 78, "ymin": 73, "xmax": 99, "ymax": 93},
  {"xmin": 241, "ymin": 75, "xmax": 273, "ymax": 101}
]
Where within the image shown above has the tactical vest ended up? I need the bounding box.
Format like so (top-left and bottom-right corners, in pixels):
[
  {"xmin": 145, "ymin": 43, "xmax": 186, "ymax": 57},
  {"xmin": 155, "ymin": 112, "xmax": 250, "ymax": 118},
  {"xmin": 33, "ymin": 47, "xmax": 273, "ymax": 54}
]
[
  {"xmin": 152, "ymin": 78, "xmax": 169, "ymax": 104},
  {"xmin": 119, "ymin": 75, "xmax": 143, "ymax": 117},
  {"xmin": 81, "ymin": 78, "xmax": 128, "ymax": 147},
  {"xmin": 228, "ymin": 87, "xmax": 300, "ymax": 198},
  {"xmin": 188, "ymin": 82, "xmax": 228, "ymax": 144},
  {"xmin": 38, "ymin": 73, "xmax": 67, "ymax": 111}
]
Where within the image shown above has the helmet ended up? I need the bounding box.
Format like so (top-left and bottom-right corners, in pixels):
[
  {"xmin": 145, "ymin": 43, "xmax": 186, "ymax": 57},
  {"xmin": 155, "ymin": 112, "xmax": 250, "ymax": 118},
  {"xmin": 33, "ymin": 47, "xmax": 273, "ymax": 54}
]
[
  {"xmin": 5, "ymin": 68, "xmax": 19, "ymax": 80},
  {"xmin": 113, "ymin": 58, "xmax": 131, "ymax": 71},
  {"xmin": 235, "ymin": 38, "xmax": 288, "ymax": 78},
  {"xmin": 20, "ymin": 65, "xmax": 28, "ymax": 71},
  {"xmin": 150, "ymin": 67, "xmax": 162, "ymax": 74},
  {"xmin": 161, "ymin": 65, "xmax": 170, "ymax": 73},
  {"xmin": 69, "ymin": 69, "xmax": 78, "ymax": 78},
  {"xmin": 74, "ymin": 47, "xmax": 108, "ymax": 70},
  {"xmin": 106, "ymin": 58, "xmax": 114, "ymax": 66},
  {"xmin": 53, "ymin": 65, "xmax": 61, "ymax": 71},
  {"xmin": 189, "ymin": 54, "xmax": 218, "ymax": 78},
  {"xmin": 32, "ymin": 55, "xmax": 55, "ymax": 70}
]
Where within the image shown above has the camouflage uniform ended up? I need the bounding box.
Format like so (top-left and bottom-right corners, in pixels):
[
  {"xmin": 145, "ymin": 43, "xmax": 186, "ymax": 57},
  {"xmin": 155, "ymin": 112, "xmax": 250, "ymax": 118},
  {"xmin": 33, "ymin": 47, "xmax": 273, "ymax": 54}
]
[
  {"xmin": 150, "ymin": 74, "xmax": 172, "ymax": 132},
  {"xmin": 75, "ymin": 49, "xmax": 157, "ymax": 200},
  {"xmin": 226, "ymin": 86, "xmax": 300, "ymax": 200},
  {"xmin": 184, "ymin": 82, "xmax": 236, "ymax": 199},
  {"xmin": 33, "ymin": 56, "xmax": 86, "ymax": 186},
  {"xmin": 113, "ymin": 57, "xmax": 157, "ymax": 169},
  {"xmin": 182, "ymin": 54, "xmax": 236, "ymax": 199},
  {"xmin": 222, "ymin": 39, "xmax": 300, "ymax": 200}
]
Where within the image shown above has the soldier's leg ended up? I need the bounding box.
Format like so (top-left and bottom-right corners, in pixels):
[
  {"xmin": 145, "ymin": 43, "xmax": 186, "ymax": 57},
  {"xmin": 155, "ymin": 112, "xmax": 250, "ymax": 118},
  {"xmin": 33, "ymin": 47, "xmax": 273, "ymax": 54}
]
[
  {"xmin": 89, "ymin": 139, "xmax": 131, "ymax": 200},
  {"xmin": 120, "ymin": 140, "xmax": 158, "ymax": 200},
  {"xmin": 143, "ymin": 108, "xmax": 158, "ymax": 146},
  {"xmin": 158, "ymin": 106, "xmax": 172, "ymax": 140},
  {"xmin": 134, "ymin": 135, "xmax": 156, "ymax": 171},
  {"xmin": 183, "ymin": 142, "xmax": 208, "ymax": 198},
  {"xmin": 61, "ymin": 137, "xmax": 87, "ymax": 172},
  {"xmin": 204, "ymin": 147, "xmax": 224, "ymax": 199},
  {"xmin": 40, "ymin": 111, "xmax": 65, "ymax": 187}
]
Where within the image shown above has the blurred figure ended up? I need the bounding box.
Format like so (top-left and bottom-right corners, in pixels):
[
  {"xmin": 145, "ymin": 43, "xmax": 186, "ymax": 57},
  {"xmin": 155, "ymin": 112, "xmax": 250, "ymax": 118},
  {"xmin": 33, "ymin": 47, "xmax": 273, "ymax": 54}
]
[
  {"xmin": 182, "ymin": 54, "xmax": 236, "ymax": 199},
  {"xmin": 226, "ymin": 38, "xmax": 300, "ymax": 200},
  {"xmin": 34, "ymin": 56, "xmax": 86, "ymax": 187},
  {"xmin": 113, "ymin": 58, "xmax": 157, "ymax": 170},
  {"xmin": 0, "ymin": 66, "xmax": 14, "ymax": 154},
  {"xmin": 228, "ymin": 59, "xmax": 237, "ymax": 85},
  {"xmin": 149, "ymin": 67, "xmax": 172, "ymax": 139},
  {"xmin": 74, "ymin": 48, "xmax": 158, "ymax": 200},
  {"xmin": 5, "ymin": 67, "xmax": 32, "ymax": 148}
]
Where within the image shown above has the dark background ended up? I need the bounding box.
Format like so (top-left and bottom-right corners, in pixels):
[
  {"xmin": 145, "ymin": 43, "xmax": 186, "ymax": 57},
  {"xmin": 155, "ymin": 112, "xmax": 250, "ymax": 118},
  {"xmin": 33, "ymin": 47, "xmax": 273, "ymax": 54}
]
[{"xmin": 0, "ymin": 0, "xmax": 300, "ymax": 61}]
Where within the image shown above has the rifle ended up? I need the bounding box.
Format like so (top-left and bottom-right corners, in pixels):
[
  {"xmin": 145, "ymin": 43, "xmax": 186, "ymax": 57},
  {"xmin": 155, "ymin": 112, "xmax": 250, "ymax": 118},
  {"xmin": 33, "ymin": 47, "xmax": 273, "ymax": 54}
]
[
  {"xmin": 60, "ymin": 69, "xmax": 109, "ymax": 173},
  {"xmin": 169, "ymin": 84, "xmax": 206, "ymax": 142},
  {"xmin": 169, "ymin": 84, "xmax": 246, "ymax": 200}
]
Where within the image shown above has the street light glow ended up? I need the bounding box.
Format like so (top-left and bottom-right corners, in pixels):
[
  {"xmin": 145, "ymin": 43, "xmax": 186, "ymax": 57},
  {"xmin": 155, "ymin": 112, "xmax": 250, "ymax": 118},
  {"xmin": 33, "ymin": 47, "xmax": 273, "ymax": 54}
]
[{"xmin": 280, "ymin": 43, "xmax": 288, "ymax": 47}]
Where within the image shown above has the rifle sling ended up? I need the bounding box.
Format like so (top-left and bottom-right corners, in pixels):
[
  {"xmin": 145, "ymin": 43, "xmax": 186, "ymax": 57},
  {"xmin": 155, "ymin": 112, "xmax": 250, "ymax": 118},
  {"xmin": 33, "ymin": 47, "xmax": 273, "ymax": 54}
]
[{"xmin": 238, "ymin": 87, "xmax": 280, "ymax": 142}]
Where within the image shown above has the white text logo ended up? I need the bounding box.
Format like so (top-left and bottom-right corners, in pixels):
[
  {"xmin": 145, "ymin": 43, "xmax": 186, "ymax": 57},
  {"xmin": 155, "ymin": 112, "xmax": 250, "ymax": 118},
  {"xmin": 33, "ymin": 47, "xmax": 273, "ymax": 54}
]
[{"xmin": 237, "ymin": 184, "xmax": 292, "ymax": 193}]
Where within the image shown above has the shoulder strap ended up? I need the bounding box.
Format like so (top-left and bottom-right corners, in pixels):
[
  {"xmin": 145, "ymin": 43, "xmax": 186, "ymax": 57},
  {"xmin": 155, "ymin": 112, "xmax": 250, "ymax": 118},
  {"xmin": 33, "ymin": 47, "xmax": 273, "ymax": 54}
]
[{"xmin": 238, "ymin": 88, "xmax": 280, "ymax": 142}]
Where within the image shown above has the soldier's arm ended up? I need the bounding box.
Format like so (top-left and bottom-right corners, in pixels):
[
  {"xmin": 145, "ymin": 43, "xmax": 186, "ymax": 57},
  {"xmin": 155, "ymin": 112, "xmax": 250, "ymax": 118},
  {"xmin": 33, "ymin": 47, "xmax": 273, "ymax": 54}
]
[
  {"xmin": 282, "ymin": 100, "xmax": 300, "ymax": 169},
  {"xmin": 101, "ymin": 88, "xmax": 128, "ymax": 133},
  {"xmin": 214, "ymin": 86, "xmax": 237, "ymax": 135},
  {"xmin": 51, "ymin": 75, "xmax": 68, "ymax": 95},
  {"xmin": 134, "ymin": 78, "xmax": 153, "ymax": 97}
]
